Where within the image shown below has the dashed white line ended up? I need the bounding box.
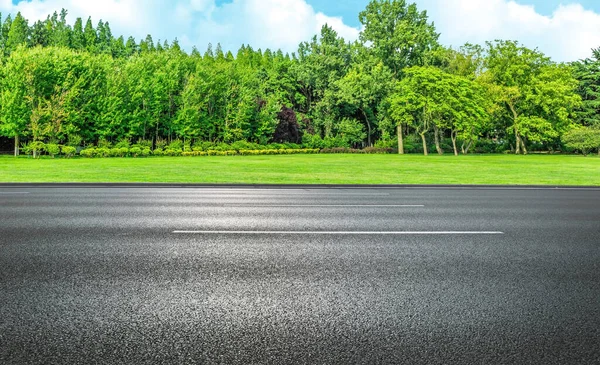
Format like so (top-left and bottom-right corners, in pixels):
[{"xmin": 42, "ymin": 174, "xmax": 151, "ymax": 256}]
[
  {"xmin": 224, "ymin": 204, "xmax": 425, "ymax": 208},
  {"xmin": 173, "ymin": 230, "xmax": 504, "ymax": 235}
]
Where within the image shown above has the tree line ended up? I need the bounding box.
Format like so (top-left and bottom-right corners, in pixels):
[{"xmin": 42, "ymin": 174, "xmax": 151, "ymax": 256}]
[{"xmin": 1, "ymin": 0, "xmax": 599, "ymax": 157}]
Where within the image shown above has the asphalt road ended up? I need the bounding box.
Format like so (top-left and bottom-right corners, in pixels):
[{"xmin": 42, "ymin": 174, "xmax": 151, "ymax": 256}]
[{"xmin": 1, "ymin": 186, "xmax": 599, "ymax": 364}]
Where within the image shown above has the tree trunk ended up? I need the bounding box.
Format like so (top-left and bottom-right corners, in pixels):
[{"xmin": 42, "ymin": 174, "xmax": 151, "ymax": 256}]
[
  {"xmin": 397, "ymin": 124, "xmax": 404, "ymax": 155},
  {"xmin": 433, "ymin": 125, "xmax": 443, "ymax": 155},
  {"xmin": 521, "ymin": 137, "xmax": 528, "ymax": 155},
  {"xmin": 361, "ymin": 109, "xmax": 372, "ymax": 147},
  {"xmin": 420, "ymin": 132, "xmax": 428, "ymax": 156},
  {"xmin": 509, "ymin": 103, "xmax": 523, "ymax": 155},
  {"xmin": 14, "ymin": 135, "xmax": 19, "ymax": 157},
  {"xmin": 465, "ymin": 140, "xmax": 473, "ymax": 155},
  {"xmin": 451, "ymin": 131, "xmax": 458, "ymax": 156}
]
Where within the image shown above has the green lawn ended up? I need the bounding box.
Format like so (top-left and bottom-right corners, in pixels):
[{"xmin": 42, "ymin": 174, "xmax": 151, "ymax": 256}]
[{"xmin": 0, "ymin": 154, "xmax": 598, "ymax": 185}]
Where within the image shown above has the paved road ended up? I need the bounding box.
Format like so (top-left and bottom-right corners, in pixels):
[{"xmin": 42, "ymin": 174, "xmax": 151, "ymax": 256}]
[{"xmin": 1, "ymin": 186, "xmax": 599, "ymax": 364}]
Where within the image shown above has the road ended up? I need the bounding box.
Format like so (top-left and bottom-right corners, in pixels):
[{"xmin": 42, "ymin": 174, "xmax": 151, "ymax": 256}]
[{"xmin": 1, "ymin": 186, "xmax": 599, "ymax": 364}]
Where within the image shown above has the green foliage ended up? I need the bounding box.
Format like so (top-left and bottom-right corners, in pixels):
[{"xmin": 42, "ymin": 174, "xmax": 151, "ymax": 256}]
[
  {"xmin": 562, "ymin": 127, "xmax": 600, "ymax": 156},
  {"xmin": 0, "ymin": 7, "xmax": 595, "ymax": 158},
  {"xmin": 61, "ymin": 145, "xmax": 76, "ymax": 157},
  {"xmin": 45, "ymin": 143, "xmax": 60, "ymax": 157}
]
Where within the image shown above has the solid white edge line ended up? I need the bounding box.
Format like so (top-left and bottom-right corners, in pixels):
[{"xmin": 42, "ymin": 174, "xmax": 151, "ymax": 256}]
[{"xmin": 173, "ymin": 231, "xmax": 504, "ymax": 235}]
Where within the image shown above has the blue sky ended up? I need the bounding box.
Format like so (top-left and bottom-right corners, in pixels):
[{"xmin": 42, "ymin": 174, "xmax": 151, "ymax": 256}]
[
  {"xmin": 310, "ymin": 0, "xmax": 600, "ymax": 26},
  {"xmin": 3, "ymin": 0, "xmax": 600, "ymax": 61}
]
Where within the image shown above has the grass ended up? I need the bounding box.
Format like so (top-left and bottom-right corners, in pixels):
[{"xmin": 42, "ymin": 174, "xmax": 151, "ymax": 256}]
[{"xmin": 0, "ymin": 154, "xmax": 599, "ymax": 185}]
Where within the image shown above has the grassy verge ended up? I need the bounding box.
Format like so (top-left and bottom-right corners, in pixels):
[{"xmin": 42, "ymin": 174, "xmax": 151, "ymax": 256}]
[{"xmin": 0, "ymin": 154, "xmax": 598, "ymax": 185}]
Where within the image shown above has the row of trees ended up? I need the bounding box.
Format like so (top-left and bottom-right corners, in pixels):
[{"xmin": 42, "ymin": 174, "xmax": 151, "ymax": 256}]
[{"xmin": 1, "ymin": 1, "xmax": 599, "ymax": 157}]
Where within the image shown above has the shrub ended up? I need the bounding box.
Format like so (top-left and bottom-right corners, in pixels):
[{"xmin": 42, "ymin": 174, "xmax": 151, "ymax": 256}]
[
  {"xmin": 323, "ymin": 136, "xmax": 349, "ymax": 149},
  {"xmin": 167, "ymin": 140, "xmax": 184, "ymax": 152},
  {"xmin": 363, "ymin": 147, "xmax": 396, "ymax": 154},
  {"xmin": 155, "ymin": 138, "xmax": 168, "ymax": 150},
  {"xmin": 303, "ymin": 134, "xmax": 325, "ymax": 149},
  {"xmin": 192, "ymin": 141, "xmax": 214, "ymax": 152},
  {"xmin": 140, "ymin": 148, "xmax": 151, "ymax": 157},
  {"xmin": 80, "ymin": 148, "xmax": 95, "ymax": 158},
  {"xmin": 114, "ymin": 139, "xmax": 131, "ymax": 149},
  {"xmin": 152, "ymin": 148, "xmax": 164, "ymax": 156},
  {"xmin": 97, "ymin": 138, "xmax": 112, "ymax": 149},
  {"xmin": 321, "ymin": 147, "xmax": 364, "ymax": 154},
  {"xmin": 67, "ymin": 135, "xmax": 83, "ymax": 147},
  {"xmin": 46, "ymin": 144, "xmax": 61, "ymax": 158},
  {"xmin": 130, "ymin": 147, "xmax": 142, "ymax": 157},
  {"xmin": 375, "ymin": 139, "xmax": 399, "ymax": 150},
  {"xmin": 61, "ymin": 146, "xmax": 77, "ymax": 158},
  {"xmin": 95, "ymin": 147, "xmax": 110, "ymax": 158},
  {"xmin": 562, "ymin": 127, "xmax": 600, "ymax": 156}
]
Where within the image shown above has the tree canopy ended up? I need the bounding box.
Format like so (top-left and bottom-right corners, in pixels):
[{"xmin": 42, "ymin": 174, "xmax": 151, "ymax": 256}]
[{"xmin": 0, "ymin": 1, "xmax": 595, "ymax": 157}]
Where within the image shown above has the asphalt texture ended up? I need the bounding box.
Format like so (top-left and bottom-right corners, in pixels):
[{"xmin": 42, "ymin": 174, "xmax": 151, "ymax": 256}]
[{"xmin": 1, "ymin": 186, "xmax": 599, "ymax": 364}]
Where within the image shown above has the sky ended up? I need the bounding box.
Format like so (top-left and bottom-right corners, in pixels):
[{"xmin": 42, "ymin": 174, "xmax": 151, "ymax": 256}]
[{"xmin": 2, "ymin": 0, "xmax": 600, "ymax": 62}]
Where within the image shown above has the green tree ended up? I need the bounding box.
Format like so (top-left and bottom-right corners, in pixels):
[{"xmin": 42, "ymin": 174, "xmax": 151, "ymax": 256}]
[
  {"xmin": 72, "ymin": 17, "xmax": 85, "ymax": 50},
  {"xmin": 359, "ymin": 0, "xmax": 440, "ymax": 76},
  {"xmin": 573, "ymin": 50, "xmax": 600, "ymax": 128},
  {"xmin": 6, "ymin": 12, "xmax": 29, "ymax": 52},
  {"xmin": 83, "ymin": 17, "xmax": 97, "ymax": 53},
  {"xmin": 485, "ymin": 41, "xmax": 581, "ymax": 154}
]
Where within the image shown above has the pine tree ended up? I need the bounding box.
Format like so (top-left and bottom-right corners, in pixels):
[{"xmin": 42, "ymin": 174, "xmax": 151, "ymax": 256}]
[
  {"xmin": 84, "ymin": 17, "xmax": 97, "ymax": 53},
  {"xmin": 6, "ymin": 12, "xmax": 29, "ymax": 52},
  {"xmin": 72, "ymin": 17, "xmax": 85, "ymax": 50}
]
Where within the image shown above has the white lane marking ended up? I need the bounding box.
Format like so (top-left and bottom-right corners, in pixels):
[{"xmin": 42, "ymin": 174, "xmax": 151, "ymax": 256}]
[
  {"xmin": 223, "ymin": 204, "xmax": 424, "ymax": 207},
  {"xmin": 173, "ymin": 231, "xmax": 504, "ymax": 235},
  {"xmin": 0, "ymin": 192, "xmax": 30, "ymax": 194}
]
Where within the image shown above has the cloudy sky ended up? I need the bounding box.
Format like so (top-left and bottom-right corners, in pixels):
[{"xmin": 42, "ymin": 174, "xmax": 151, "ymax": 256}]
[{"xmin": 1, "ymin": 0, "xmax": 599, "ymax": 62}]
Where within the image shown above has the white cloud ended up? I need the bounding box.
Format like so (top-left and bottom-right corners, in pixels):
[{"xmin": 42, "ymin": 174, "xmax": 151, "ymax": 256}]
[
  {"xmin": 0, "ymin": 0, "xmax": 360, "ymax": 54},
  {"xmin": 2, "ymin": 0, "xmax": 598, "ymax": 61},
  {"xmin": 417, "ymin": 0, "xmax": 600, "ymax": 61}
]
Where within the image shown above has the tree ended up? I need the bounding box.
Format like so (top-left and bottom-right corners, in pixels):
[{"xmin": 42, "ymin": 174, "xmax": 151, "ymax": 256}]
[
  {"xmin": 273, "ymin": 106, "xmax": 302, "ymax": 143},
  {"xmin": 359, "ymin": 0, "xmax": 440, "ymax": 77},
  {"xmin": 387, "ymin": 66, "xmax": 487, "ymax": 155},
  {"xmin": 573, "ymin": 51, "xmax": 600, "ymax": 128},
  {"xmin": 6, "ymin": 12, "xmax": 29, "ymax": 52},
  {"xmin": 0, "ymin": 47, "xmax": 29, "ymax": 155},
  {"xmin": 72, "ymin": 18, "xmax": 85, "ymax": 50},
  {"xmin": 83, "ymin": 17, "xmax": 97, "ymax": 53},
  {"xmin": 335, "ymin": 50, "xmax": 393, "ymax": 146},
  {"xmin": 484, "ymin": 41, "xmax": 581, "ymax": 154}
]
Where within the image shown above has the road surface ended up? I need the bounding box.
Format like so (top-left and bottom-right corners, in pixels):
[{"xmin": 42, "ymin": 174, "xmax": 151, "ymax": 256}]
[{"xmin": 1, "ymin": 186, "xmax": 599, "ymax": 364}]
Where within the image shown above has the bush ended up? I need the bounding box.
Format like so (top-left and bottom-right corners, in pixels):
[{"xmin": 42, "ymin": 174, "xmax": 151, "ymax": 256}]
[
  {"xmin": 46, "ymin": 144, "xmax": 61, "ymax": 158},
  {"xmin": 80, "ymin": 148, "xmax": 96, "ymax": 158},
  {"xmin": 167, "ymin": 140, "xmax": 184, "ymax": 152},
  {"xmin": 303, "ymin": 134, "xmax": 325, "ymax": 149},
  {"xmin": 562, "ymin": 127, "xmax": 600, "ymax": 156},
  {"xmin": 61, "ymin": 146, "xmax": 77, "ymax": 158},
  {"xmin": 97, "ymin": 138, "xmax": 112, "ymax": 149},
  {"xmin": 323, "ymin": 136, "xmax": 349, "ymax": 149},
  {"xmin": 321, "ymin": 147, "xmax": 364, "ymax": 154},
  {"xmin": 130, "ymin": 146, "xmax": 142, "ymax": 157},
  {"xmin": 363, "ymin": 147, "xmax": 396, "ymax": 154},
  {"xmin": 114, "ymin": 139, "xmax": 131, "ymax": 149},
  {"xmin": 141, "ymin": 148, "xmax": 151, "ymax": 157},
  {"xmin": 230, "ymin": 140, "xmax": 261, "ymax": 151},
  {"xmin": 192, "ymin": 141, "xmax": 214, "ymax": 152},
  {"xmin": 95, "ymin": 147, "xmax": 110, "ymax": 158},
  {"xmin": 375, "ymin": 139, "xmax": 399, "ymax": 150}
]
